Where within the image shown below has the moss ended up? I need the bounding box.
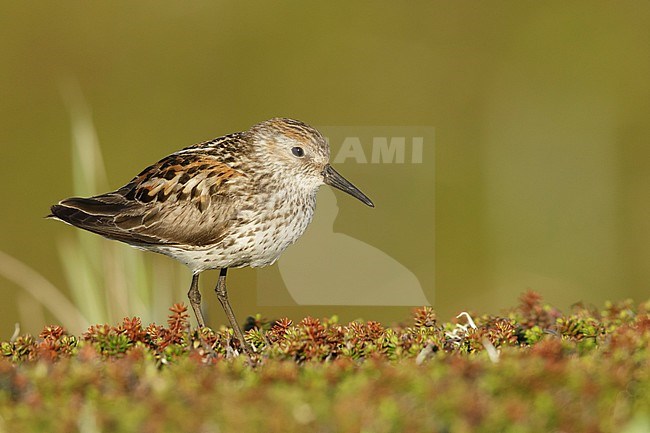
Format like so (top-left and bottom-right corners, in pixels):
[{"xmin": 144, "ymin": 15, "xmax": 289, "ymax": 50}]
[{"xmin": 0, "ymin": 292, "xmax": 648, "ymax": 432}]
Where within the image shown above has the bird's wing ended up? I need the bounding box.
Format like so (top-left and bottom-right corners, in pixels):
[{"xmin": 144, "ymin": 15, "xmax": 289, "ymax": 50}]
[{"xmin": 50, "ymin": 151, "xmax": 249, "ymax": 247}]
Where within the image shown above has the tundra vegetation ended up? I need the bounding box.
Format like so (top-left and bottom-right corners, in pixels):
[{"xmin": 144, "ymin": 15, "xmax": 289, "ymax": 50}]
[{"xmin": 0, "ymin": 291, "xmax": 648, "ymax": 433}]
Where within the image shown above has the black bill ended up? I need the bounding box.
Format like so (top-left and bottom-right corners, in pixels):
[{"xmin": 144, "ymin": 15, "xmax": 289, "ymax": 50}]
[{"xmin": 323, "ymin": 164, "xmax": 374, "ymax": 207}]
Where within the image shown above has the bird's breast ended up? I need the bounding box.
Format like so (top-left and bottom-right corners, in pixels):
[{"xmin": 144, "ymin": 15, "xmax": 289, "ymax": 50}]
[
  {"xmin": 228, "ymin": 192, "xmax": 316, "ymax": 267},
  {"xmin": 171, "ymin": 190, "xmax": 316, "ymax": 271}
]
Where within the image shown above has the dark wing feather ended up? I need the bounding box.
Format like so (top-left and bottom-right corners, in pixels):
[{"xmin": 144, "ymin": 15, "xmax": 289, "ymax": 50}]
[
  {"xmin": 50, "ymin": 151, "xmax": 248, "ymax": 247},
  {"xmin": 50, "ymin": 194, "xmax": 167, "ymax": 245}
]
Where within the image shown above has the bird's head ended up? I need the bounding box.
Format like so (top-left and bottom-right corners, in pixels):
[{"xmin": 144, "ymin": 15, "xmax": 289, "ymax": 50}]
[{"xmin": 248, "ymin": 118, "xmax": 374, "ymax": 207}]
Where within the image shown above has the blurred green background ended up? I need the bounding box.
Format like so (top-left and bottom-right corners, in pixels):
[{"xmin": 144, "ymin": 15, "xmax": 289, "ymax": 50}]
[{"xmin": 1, "ymin": 2, "xmax": 649, "ymax": 339}]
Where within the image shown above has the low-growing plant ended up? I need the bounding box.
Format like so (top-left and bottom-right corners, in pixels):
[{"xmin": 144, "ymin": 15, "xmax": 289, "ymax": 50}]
[{"xmin": 0, "ymin": 293, "xmax": 648, "ymax": 433}]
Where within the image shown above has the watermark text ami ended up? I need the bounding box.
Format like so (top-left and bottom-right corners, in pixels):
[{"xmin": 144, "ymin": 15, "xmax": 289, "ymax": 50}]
[{"xmin": 330, "ymin": 136, "xmax": 424, "ymax": 164}]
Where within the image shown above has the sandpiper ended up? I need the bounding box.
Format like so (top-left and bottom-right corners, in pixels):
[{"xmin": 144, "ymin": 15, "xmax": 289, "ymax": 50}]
[{"xmin": 49, "ymin": 118, "xmax": 374, "ymax": 354}]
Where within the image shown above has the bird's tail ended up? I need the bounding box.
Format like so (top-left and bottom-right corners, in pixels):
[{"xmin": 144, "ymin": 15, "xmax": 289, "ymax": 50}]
[
  {"xmin": 48, "ymin": 194, "xmax": 132, "ymax": 236},
  {"xmin": 51, "ymin": 195, "xmax": 118, "ymax": 220},
  {"xmin": 48, "ymin": 194, "xmax": 163, "ymax": 247}
]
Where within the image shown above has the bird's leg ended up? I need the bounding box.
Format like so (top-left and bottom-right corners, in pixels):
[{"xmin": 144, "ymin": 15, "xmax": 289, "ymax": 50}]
[
  {"xmin": 214, "ymin": 268, "xmax": 251, "ymax": 356},
  {"xmin": 187, "ymin": 273, "xmax": 206, "ymax": 328}
]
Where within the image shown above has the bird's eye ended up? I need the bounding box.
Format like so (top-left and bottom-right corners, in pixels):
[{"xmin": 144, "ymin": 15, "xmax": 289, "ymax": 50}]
[{"xmin": 291, "ymin": 147, "xmax": 305, "ymax": 157}]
